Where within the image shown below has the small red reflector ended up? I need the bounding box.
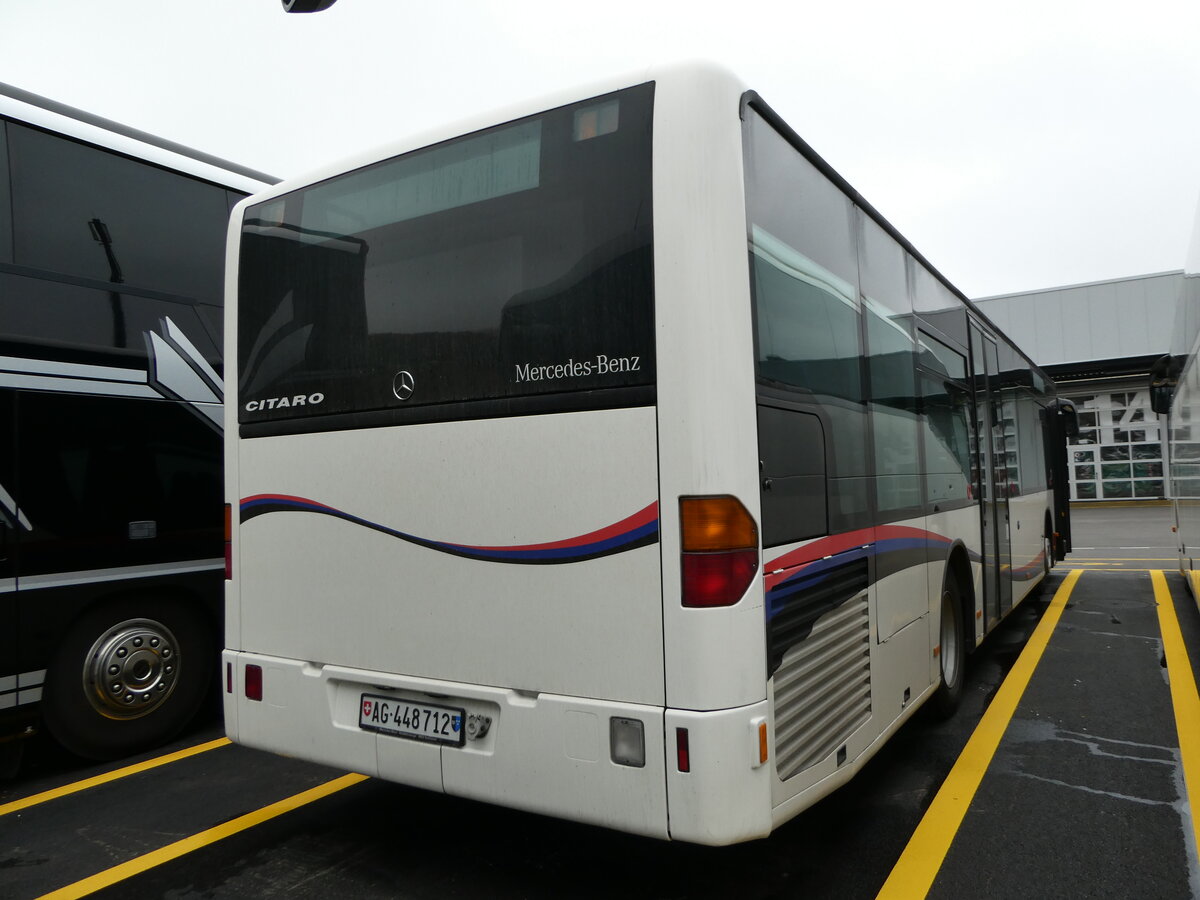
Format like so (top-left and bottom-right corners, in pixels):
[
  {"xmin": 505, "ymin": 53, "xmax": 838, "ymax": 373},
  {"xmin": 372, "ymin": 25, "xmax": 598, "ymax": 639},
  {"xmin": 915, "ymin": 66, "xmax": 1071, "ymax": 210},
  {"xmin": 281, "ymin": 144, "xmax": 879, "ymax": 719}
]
[
  {"xmin": 676, "ymin": 727, "xmax": 690, "ymax": 773},
  {"xmin": 226, "ymin": 662, "xmax": 233, "ymax": 694},
  {"xmin": 224, "ymin": 503, "xmax": 233, "ymax": 580},
  {"xmin": 682, "ymin": 549, "xmax": 758, "ymax": 607},
  {"xmin": 245, "ymin": 664, "xmax": 263, "ymax": 701}
]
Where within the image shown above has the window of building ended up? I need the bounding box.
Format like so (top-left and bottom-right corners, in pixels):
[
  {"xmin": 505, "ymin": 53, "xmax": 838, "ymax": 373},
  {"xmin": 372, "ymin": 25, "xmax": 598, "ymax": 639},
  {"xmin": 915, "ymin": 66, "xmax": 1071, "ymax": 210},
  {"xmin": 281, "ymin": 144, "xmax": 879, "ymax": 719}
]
[{"xmin": 1067, "ymin": 391, "xmax": 1163, "ymax": 499}]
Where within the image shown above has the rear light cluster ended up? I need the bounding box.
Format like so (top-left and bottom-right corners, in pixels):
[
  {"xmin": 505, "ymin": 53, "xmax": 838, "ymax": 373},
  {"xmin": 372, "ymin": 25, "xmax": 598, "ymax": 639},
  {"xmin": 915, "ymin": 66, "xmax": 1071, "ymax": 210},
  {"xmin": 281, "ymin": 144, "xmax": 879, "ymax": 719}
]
[
  {"xmin": 245, "ymin": 664, "xmax": 263, "ymax": 701},
  {"xmin": 679, "ymin": 496, "xmax": 758, "ymax": 607},
  {"xmin": 676, "ymin": 727, "xmax": 691, "ymax": 772}
]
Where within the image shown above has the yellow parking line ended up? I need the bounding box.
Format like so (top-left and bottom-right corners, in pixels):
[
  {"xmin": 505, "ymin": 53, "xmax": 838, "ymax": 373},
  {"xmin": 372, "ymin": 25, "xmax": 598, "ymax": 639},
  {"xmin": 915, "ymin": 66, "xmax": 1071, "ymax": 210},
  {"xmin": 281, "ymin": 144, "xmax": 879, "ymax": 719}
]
[
  {"xmin": 0, "ymin": 738, "xmax": 231, "ymax": 818},
  {"xmin": 36, "ymin": 772, "xmax": 368, "ymax": 900},
  {"xmin": 875, "ymin": 569, "xmax": 1083, "ymax": 900},
  {"xmin": 1065, "ymin": 566, "xmax": 1174, "ymax": 572},
  {"xmin": 1150, "ymin": 570, "xmax": 1200, "ymax": 864}
]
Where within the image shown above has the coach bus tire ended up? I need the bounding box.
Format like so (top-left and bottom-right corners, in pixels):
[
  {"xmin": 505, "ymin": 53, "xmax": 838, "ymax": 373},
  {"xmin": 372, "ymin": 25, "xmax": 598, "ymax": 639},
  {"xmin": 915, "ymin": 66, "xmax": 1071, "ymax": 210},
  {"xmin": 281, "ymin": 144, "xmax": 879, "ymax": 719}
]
[
  {"xmin": 931, "ymin": 581, "xmax": 966, "ymax": 719},
  {"xmin": 42, "ymin": 596, "xmax": 214, "ymax": 760}
]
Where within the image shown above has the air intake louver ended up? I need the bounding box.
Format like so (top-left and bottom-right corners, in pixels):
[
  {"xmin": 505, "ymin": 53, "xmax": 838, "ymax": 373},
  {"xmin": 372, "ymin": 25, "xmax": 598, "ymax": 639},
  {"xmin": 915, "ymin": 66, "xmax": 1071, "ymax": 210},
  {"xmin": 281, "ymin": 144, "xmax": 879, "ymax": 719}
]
[
  {"xmin": 767, "ymin": 556, "xmax": 868, "ymax": 676},
  {"xmin": 773, "ymin": 588, "xmax": 871, "ymax": 781}
]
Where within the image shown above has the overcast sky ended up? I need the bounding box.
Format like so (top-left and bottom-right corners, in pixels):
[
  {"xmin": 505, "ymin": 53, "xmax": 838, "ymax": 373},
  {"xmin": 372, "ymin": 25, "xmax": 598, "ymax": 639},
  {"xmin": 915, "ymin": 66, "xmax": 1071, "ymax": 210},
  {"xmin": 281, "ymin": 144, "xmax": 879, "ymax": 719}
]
[{"xmin": 3, "ymin": 0, "xmax": 1198, "ymax": 298}]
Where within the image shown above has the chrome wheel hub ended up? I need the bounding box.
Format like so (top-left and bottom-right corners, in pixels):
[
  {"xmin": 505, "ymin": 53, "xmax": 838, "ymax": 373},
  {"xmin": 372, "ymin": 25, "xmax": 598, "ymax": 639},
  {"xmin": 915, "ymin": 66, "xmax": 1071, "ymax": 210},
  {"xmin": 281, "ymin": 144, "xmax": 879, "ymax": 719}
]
[{"xmin": 84, "ymin": 618, "xmax": 180, "ymax": 719}]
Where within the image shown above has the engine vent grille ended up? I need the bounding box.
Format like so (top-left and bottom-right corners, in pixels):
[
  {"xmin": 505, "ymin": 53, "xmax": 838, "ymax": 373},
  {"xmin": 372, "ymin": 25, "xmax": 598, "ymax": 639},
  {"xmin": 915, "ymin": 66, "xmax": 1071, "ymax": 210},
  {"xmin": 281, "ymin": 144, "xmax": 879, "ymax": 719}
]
[{"xmin": 773, "ymin": 590, "xmax": 871, "ymax": 781}]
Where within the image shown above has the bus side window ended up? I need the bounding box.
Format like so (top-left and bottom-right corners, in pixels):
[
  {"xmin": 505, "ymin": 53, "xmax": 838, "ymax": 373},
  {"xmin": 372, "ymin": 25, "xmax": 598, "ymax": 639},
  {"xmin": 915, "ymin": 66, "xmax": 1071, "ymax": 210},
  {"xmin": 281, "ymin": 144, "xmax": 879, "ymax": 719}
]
[
  {"xmin": 758, "ymin": 404, "xmax": 827, "ymax": 547},
  {"xmin": 919, "ymin": 375, "xmax": 973, "ymax": 506},
  {"xmin": 0, "ymin": 120, "xmax": 11, "ymax": 266}
]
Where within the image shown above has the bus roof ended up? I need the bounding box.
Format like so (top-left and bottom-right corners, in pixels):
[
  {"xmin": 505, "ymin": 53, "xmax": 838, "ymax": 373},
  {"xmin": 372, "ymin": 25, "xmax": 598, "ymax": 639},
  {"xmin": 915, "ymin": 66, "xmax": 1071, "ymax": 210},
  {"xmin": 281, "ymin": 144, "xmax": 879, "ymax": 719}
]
[{"xmin": 0, "ymin": 81, "xmax": 278, "ymax": 193}]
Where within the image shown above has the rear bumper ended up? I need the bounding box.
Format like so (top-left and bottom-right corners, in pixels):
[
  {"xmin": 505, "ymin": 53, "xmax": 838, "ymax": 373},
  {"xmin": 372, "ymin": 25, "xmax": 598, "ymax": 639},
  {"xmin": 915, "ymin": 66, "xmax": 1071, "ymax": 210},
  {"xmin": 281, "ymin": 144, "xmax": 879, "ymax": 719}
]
[{"xmin": 223, "ymin": 650, "xmax": 773, "ymax": 844}]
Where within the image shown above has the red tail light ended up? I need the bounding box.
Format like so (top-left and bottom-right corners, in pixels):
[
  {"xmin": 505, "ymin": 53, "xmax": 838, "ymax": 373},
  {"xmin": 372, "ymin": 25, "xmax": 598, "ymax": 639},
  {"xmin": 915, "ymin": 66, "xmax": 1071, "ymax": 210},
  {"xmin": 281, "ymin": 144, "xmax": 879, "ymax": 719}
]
[
  {"xmin": 245, "ymin": 664, "xmax": 263, "ymax": 701},
  {"xmin": 682, "ymin": 551, "xmax": 760, "ymax": 607},
  {"xmin": 224, "ymin": 503, "xmax": 232, "ymax": 580},
  {"xmin": 679, "ymin": 496, "xmax": 758, "ymax": 608},
  {"xmin": 676, "ymin": 727, "xmax": 691, "ymax": 773}
]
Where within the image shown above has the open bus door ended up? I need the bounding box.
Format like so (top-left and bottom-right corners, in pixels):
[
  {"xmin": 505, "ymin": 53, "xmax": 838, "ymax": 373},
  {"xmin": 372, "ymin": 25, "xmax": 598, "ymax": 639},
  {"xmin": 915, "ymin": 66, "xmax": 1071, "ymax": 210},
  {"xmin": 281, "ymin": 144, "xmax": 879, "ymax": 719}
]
[
  {"xmin": 1044, "ymin": 397, "xmax": 1078, "ymax": 560},
  {"xmin": 970, "ymin": 324, "xmax": 1013, "ymax": 629}
]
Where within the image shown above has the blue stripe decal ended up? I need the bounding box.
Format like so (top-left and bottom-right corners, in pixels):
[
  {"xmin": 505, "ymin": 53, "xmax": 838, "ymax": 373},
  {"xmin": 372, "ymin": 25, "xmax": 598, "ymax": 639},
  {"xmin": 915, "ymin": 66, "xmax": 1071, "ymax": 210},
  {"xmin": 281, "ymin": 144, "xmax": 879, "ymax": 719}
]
[{"xmin": 239, "ymin": 494, "xmax": 659, "ymax": 565}]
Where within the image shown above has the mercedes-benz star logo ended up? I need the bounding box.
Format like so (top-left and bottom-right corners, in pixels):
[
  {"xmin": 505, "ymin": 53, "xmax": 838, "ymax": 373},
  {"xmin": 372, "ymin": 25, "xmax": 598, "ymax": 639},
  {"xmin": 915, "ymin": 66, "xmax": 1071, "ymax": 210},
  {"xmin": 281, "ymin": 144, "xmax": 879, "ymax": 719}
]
[{"xmin": 392, "ymin": 370, "xmax": 415, "ymax": 401}]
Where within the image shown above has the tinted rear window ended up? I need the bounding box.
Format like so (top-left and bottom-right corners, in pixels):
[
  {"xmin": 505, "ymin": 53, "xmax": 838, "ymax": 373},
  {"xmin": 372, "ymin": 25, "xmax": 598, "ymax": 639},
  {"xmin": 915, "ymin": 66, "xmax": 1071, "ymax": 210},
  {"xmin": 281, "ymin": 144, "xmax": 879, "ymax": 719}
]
[{"xmin": 237, "ymin": 83, "xmax": 654, "ymax": 427}]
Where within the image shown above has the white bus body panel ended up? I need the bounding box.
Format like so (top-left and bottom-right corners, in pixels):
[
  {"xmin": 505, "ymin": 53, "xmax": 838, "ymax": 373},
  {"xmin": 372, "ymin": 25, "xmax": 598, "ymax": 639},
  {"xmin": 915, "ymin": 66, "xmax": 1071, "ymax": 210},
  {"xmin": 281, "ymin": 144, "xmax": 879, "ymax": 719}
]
[
  {"xmin": 224, "ymin": 653, "xmax": 672, "ymax": 838},
  {"xmin": 651, "ymin": 66, "xmax": 767, "ymax": 713},
  {"xmin": 231, "ymin": 408, "xmax": 663, "ymax": 705},
  {"xmin": 760, "ymin": 509, "xmax": 950, "ymax": 812},
  {"xmin": 1006, "ymin": 490, "xmax": 1052, "ymax": 607}
]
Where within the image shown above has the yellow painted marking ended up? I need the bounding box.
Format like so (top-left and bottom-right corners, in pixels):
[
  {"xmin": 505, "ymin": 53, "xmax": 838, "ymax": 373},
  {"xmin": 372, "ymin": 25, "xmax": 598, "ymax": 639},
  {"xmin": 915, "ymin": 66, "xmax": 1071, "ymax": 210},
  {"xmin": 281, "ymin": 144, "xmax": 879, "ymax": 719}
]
[
  {"xmin": 1150, "ymin": 570, "xmax": 1200, "ymax": 864},
  {"xmin": 36, "ymin": 772, "xmax": 368, "ymax": 900},
  {"xmin": 1063, "ymin": 567, "xmax": 1174, "ymax": 573},
  {"xmin": 1068, "ymin": 558, "xmax": 1179, "ymax": 562},
  {"xmin": 876, "ymin": 569, "xmax": 1083, "ymax": 900},
  {"xmin": 1065, "ymin": 564, "xmax": 1176, "ymax": 571},
  {"xmin": 0, "ymin": 738, "xmax": 231, "ymax": 818}
]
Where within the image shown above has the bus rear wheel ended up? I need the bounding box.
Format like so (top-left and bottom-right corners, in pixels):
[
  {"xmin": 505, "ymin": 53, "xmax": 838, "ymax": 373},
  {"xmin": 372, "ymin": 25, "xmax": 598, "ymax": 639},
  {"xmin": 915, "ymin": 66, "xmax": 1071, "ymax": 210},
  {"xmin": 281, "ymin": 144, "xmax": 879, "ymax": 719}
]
[
  {"xmin": 42, "ymin": 596, "xmax": 213, "ymax": 760},
  {"xmin": 931, "ymin": 579, "xmax": 966, "ymax": 718}
]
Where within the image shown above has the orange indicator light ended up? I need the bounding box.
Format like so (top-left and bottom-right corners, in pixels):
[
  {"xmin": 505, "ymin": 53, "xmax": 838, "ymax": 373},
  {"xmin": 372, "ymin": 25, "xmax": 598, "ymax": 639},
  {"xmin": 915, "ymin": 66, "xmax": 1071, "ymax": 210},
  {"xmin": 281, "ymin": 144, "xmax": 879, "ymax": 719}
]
[{"xmin": 680, "ymin": 496, "xmax": 757, "ymax": 552}]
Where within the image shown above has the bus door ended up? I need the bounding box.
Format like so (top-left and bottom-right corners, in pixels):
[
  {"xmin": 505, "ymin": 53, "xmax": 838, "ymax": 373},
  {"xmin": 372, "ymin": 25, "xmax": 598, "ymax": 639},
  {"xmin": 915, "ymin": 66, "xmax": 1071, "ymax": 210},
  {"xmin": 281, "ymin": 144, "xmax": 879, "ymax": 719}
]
[
  {"xmin": 987, "ymin": 341, "xmax": 1013, "ymax": 618},
  {"xmin": 970, "ymin": 326, "xmax": 1011, "ymax": 629}
]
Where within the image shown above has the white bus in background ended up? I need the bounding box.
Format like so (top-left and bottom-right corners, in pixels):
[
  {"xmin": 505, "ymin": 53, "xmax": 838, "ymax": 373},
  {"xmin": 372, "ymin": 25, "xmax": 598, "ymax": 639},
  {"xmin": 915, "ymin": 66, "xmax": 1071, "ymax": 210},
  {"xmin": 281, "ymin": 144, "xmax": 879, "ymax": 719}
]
[
  {"xmin": 1156, "ymin": 198, "xmax": 1200, "ymax": 587},
  {"xmin": 223, "ymin": 63, "xmax": 1073, "ymax": 844},
  {"xmin": 0, "ymin": 82, "xmax": 275, "ymax": 766}
]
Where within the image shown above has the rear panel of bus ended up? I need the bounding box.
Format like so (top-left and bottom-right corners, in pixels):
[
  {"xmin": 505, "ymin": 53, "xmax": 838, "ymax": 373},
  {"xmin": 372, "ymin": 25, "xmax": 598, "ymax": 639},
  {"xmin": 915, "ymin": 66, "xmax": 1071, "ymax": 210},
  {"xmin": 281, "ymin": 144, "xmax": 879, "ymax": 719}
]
[{"xmin": 227, "ymin": 80, "xmax": 683, "ymax": 839}]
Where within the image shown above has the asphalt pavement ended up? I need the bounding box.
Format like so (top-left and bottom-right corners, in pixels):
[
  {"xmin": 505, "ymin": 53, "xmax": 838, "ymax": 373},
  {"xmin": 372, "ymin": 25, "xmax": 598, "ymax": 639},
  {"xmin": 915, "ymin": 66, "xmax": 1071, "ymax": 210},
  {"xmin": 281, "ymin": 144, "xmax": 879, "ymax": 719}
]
[{"xmin": 2, "ymin": 503, "xmax": 1198, "ymax": 899}]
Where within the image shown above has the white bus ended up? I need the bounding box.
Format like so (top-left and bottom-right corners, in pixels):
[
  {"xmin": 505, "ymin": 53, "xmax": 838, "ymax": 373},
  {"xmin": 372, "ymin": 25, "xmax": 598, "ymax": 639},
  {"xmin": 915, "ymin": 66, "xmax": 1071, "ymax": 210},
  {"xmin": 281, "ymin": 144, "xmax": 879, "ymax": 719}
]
[
  {"xmin": 0, "ymin": 82, "xmax": 274, "ymax": 766},
  {"xmin": 223, "ymin": 63, "xmax": 1073, "ymax": 844},
  {"xmin": 1156, "ymin": 198, "xmax": 1200, "ymax": 586}
]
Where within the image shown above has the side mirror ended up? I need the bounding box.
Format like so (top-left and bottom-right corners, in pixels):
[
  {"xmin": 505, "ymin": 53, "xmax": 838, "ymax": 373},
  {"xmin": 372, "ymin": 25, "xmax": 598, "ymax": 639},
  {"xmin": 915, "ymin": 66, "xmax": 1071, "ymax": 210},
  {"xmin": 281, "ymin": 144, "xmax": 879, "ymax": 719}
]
[
  {"xmin": 1149, "ymin": 353, "xmax": 1178, "ymax": 415},
  {"xmin": 1150, "ymin": 382, "xmax": 1174, "ymax": 416},
  {"xmin": 1050, "ymin": 398, "xmax": 1079, "ymax": 440}
]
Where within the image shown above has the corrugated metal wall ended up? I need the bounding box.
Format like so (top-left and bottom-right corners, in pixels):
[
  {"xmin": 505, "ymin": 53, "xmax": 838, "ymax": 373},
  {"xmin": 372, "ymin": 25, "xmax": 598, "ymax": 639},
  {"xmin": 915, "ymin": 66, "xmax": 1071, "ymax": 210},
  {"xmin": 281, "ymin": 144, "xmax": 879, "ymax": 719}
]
[{"xmin": 975, "ymin": 271, "xmax": 1181, "ymax": 367}]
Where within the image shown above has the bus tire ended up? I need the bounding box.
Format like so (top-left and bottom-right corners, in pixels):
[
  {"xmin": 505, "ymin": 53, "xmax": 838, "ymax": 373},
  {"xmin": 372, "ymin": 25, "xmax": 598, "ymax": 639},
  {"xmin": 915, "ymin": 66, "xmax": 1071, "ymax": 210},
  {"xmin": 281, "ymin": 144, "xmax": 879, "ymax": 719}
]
[
  {"xmin": 931, "ymin": 579, "xmax": 966, "ymax": 719},
  {"xmin": 42, "ymin": 595, "xmax": 214, "ymax": 760}
]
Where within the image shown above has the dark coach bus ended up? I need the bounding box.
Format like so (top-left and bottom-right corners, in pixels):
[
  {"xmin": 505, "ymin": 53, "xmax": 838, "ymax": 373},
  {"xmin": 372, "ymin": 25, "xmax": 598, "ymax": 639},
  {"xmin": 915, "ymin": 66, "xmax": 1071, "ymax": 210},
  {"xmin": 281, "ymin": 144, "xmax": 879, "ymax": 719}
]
[{"xmin": 0, "ymin": 83, "xmax": 274, "ymax": 765}]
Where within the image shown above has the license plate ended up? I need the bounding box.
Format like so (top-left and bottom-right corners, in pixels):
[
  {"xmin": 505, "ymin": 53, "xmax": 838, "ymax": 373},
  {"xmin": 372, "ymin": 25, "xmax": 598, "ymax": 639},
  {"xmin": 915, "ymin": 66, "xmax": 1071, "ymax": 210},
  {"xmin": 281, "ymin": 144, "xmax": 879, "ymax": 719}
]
[{"xmin": 359, "ymin": 694, "xmax": 465, "ymax": 746}]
